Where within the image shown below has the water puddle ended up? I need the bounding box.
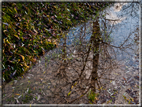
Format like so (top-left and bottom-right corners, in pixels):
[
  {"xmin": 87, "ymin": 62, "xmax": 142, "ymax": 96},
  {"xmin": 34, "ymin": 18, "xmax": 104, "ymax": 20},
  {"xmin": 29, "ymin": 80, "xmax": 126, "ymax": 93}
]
[{"xmin": 46, "ymin": 2, "xmax": 139, "ymax": 104}]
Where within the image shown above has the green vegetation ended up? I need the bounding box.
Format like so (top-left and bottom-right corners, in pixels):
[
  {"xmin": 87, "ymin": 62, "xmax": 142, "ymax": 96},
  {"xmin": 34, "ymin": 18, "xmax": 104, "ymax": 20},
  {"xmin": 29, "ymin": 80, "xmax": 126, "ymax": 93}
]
[
  {"xmin": 2, "ymin": 2, "xmax": 110, "ymax": 82},
  {"xmin": 88, "ymin": 89, "xmax": 99, "ymax": 103},
  {"xmin": 22, "ymin": 94, "xmax": 33, "ymax": 103}
]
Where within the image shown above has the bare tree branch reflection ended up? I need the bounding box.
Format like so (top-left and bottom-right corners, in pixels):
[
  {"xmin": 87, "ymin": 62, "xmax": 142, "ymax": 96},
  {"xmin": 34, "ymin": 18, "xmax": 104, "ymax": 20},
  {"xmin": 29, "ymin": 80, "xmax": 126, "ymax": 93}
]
[{"xmin": 43, "ymin": 2, "xmax": 139, "ymax": 104}]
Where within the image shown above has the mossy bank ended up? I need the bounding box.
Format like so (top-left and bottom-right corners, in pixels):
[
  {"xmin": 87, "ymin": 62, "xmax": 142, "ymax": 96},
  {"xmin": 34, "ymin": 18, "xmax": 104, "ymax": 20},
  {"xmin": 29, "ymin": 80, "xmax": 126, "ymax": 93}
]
[{"xmin": 2, "ymin": 2, "xmax": 111, "ymax": 83}]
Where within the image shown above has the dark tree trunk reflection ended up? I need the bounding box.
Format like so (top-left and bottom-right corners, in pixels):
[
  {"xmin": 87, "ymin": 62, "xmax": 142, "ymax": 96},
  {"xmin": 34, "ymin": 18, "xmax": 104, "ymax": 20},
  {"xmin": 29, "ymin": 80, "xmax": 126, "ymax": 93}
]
[
  {"xmin": 90, "ymin": 19, "xmax": 100, "ymax": 94},
  {"xmin": 42, "ymin": 3, "xmax": 139, "ymax": 104}
]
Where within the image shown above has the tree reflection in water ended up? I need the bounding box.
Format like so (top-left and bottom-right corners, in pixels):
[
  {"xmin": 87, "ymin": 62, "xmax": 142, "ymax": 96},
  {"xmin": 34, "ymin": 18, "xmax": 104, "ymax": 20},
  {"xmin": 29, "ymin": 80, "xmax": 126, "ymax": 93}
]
[{"xmin": 46, "ymin": 2, "xmax": 139, "ymax": 104}]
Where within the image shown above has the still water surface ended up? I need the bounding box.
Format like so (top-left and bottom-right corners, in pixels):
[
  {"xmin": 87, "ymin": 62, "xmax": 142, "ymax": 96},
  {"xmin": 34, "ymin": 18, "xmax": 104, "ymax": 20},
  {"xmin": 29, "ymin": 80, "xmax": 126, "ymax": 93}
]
[
  {"xmin": 46, "ymin": 3, "xmax": 139, "ymax": 104},
  {"xmin": 58, "ymin": 3, "xmax": 139, "ymax": 67}
]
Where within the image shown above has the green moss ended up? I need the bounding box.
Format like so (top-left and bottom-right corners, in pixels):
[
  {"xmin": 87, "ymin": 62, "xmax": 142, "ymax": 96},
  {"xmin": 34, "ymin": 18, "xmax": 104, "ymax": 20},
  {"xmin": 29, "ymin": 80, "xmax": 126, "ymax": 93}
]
[
  {"xmin": 22, "ymin": 94, "xmax": 33, "ymax": 103},
  {"xmin": 2, "ymin": 2, "xmax": 111, "ymax": 82}
]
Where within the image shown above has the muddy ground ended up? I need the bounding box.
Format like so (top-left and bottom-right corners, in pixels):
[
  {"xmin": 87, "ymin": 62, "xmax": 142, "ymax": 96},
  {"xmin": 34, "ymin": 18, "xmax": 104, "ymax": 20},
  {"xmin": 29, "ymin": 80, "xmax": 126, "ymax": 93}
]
[{"xmin": 2, "ymin": 44, "xmax": 140, "ymax": 105}]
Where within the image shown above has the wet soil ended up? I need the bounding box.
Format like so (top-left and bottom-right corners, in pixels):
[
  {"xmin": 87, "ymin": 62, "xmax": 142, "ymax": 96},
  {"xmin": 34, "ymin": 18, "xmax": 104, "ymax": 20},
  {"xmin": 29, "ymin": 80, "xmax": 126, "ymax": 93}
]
[{"xmin": 2, "ymin": 45, "xmax": 140, "ymax": 104}]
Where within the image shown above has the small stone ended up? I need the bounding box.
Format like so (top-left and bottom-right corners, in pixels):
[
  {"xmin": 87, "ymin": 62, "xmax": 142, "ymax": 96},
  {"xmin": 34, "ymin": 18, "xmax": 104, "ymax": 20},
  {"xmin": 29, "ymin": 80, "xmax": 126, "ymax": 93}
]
[
  {"xmin": 134, "ymin": 76, "xmax": 139, "ymax": 80},
  {"xmin": 41, "ymin": 100, "xmax": 46, "ymax": 103},
  {"xmin": 35, "ymin": 82, "xmax": 39, "ymax": 84},
  {"xmin": 27, "ymin": 77, "xmax": 30, "ymax": 79},
  {"xmin": 125, "ymin": 89, "xmax": 131, "ymax": 94}
]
